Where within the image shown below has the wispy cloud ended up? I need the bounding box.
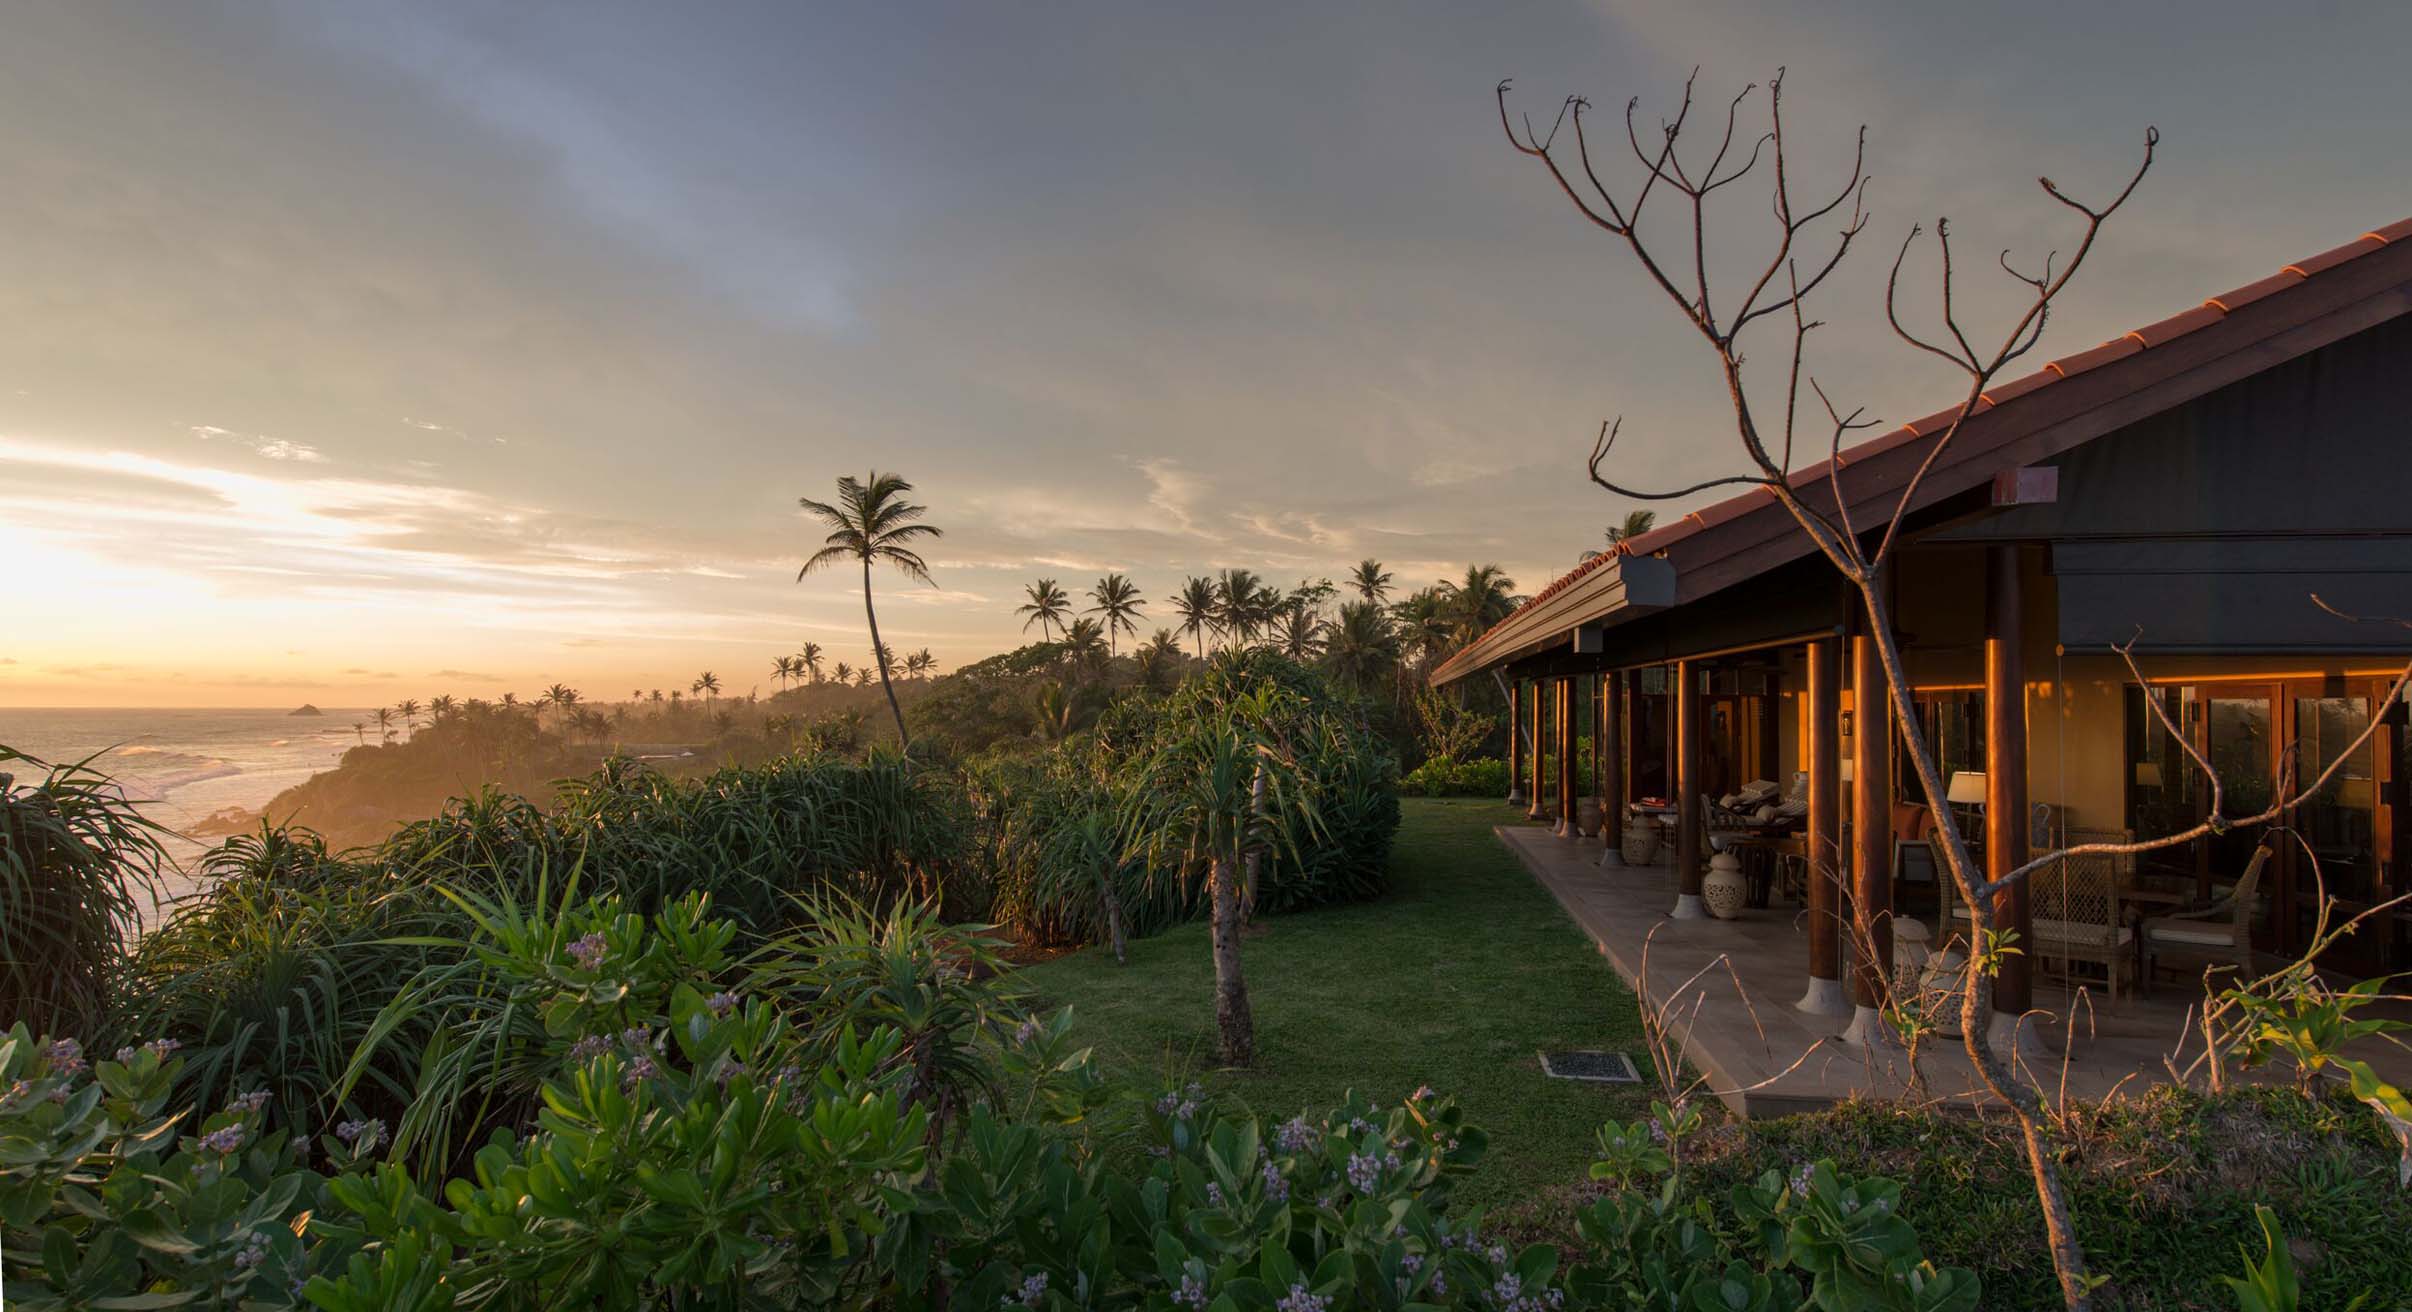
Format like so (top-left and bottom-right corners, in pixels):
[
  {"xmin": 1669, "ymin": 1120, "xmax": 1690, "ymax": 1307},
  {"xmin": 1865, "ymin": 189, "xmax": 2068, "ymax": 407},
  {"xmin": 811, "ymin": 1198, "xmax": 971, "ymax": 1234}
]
[{"xmin": 188, "ymin": 424, "xmax": 325, "ymax": 463}]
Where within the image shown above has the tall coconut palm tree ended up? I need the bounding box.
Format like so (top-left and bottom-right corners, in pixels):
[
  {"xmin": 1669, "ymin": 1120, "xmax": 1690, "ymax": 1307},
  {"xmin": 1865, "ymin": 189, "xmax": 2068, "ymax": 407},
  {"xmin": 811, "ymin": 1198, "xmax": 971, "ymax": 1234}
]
[
  {"xmin": 649, "ymin": 688, "xmax": 664, "ymax": 707},
  {"xmin": 1323, "ymin": 600, "xmax": 1398, "ymax": 692},
  {"xmin": 350, "ymin": 720, "xmax": 367, "ymax": 747},
  {"xmin": 797, "ymin": 471, "xmax": 941, "ymax": 752},
  {"xmin": 1173, "ymin": 576, "xmax": 1220, "ymax": 658},
  {"xmin": 372, "ymin": 707, "xmax": 396, "ymax": 744},
  {"xmin": 1135, "ymin": 628, "xmax": 1183, "ymax": 691},
  {"xmin": 1606, "ymin": 508, "xmax": 1658, "ymax": 546},
  {"xmin": 832, "ymin": 661, "xmax": 853, "ymax": 686},
  {"xmin": 905, "ymin": 649, "xmax": 935, "ymax": 679},
  {"xmin": 429, "ymin": 694, "xmax": 458, "ymax": 724},
  {"xmin": 1390, "ymin": 587, "xmax": 1455, "ymax": 670},
  {"xmin": 692, "ymin": 671, "xmax": 720, "ymax": 712},
  {"xmin": 1274, "ymin": 607, "xmax": 1324, "ymax": 661},
  {"xmin": 1349, "ymin": 558, "xmax": 1394, "ymax": 605},
  {"xmin": 1086, "ymin": 573, "xmax": 1146, "ymax": 658},
  {"xmin": 1440, "ymin": 565, "xmax": 1517, "ymax": 645},
  {"xmin": 1063, "ymin": 617, "xmax": 1108, "ymax": 677},
  {"xmin": 771, "ymin": 656, "xmax": 796, "ymax": 694},
  {"xmin": 798, "ymin": 643, "xmax": 823, "ymax": 684},
  {"xmin": 1214, "ymin": 568, "xmax": 1266, "ymax": 651},
  {"xmin": 1017, "ymin": 578, "xmax": 1072, "ymax": 642},
  {"xmin": 395, "ymin": 699, "xmax": 421, "ymax": 741}
]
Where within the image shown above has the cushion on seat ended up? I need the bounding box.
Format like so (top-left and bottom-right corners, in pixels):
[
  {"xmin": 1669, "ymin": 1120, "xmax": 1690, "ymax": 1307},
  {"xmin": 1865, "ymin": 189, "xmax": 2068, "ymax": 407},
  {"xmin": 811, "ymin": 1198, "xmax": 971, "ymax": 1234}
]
[
  {"xmin": 1946, "ymin": 905, "xmax": 2129, "ymax": 948},
  {"xmin": 2145, "ymin": 922, "xmax": 2238, "ymax": 948}
]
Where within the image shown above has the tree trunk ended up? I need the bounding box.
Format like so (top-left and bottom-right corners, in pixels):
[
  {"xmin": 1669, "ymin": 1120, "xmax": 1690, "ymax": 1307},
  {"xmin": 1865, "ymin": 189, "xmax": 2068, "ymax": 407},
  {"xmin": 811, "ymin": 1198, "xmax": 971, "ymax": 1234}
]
[
  {"xmin": 1208, "ymin": 853, "xmax": 1253, "ymax": 1065},
  {"xmin": 863, "ymin": 557, "xmax": 911, "ymax": 752}
]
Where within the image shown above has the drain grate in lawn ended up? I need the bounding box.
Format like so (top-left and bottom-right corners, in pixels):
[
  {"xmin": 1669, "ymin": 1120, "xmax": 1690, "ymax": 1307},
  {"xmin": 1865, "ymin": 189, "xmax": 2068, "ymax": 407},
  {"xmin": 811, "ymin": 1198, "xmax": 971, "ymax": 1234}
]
[{"xmin": 1538, "ymin": 1049, "xmax": 1641, "ymax": 1083}]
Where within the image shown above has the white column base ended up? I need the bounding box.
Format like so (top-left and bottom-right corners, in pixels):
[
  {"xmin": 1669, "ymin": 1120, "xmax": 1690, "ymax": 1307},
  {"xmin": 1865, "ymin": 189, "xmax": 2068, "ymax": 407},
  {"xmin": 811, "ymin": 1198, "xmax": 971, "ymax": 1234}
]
[
  {"xmin": 1795, "ymin": 975, "xmax": 1852, "ymax": 1017},
  {"xmin": 1985, "ymin": 1009, "xmax": 2051, "ymax": 1069},
  {"xmin": 1841, "ymin": 1004, "xmax": 1901, "ymax": 1049},
  {"xmin": 1507, "ymin": 789, "xmax": 1525, "ymax": 805},
  {"xmin": 1553, "ymin": 818, "xmax": 1571, "ymax": 838},
  {"xmin": 1670, "ymin": 893, "xmax": 1707, "ymax": 920},
  {"xmin": 1598, "ymin": 845, "xmax": 1625, "ymax": 869}
]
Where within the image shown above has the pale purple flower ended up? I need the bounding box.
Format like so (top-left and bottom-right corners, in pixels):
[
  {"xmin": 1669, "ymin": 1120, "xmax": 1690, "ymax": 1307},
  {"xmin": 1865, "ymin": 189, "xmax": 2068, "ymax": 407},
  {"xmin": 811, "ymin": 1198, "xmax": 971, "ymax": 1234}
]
[
  {"xmin": 1261, "ymin": 1160, "xmax": 1288, "ymax": 1201},
  {"xmin": 1494, "ymin": 1274, "xmax": 1523, "ymax": 1303},
  {"xmin": 1276, "ymin": 1116, "xmax": 1316, "ymax": 1152},
  {"xmin": 1014, "ymin": 1017, "xmax": 1041, "ymax": 1045},
  {"xmin": 1346, "ymin": 1152, "xmax": 1381, "ymax": 1192},
  {"xmin": 233, "ymin": 1231, "xmax": 270, "ymax": 1271},
  {"xmin": 1789, "ymin": 1163, "xmax": 1814, "ymax": 1199},
  {"xmin": 622, "ymin": 1055, "xmax": 657, "ymax": 1088},
  {"xmin": 228, "ymin": 1090, "xmax": 272, "ymax": 1115},
  {"xmin": 566, "ymin": 1034, "xmax": 609, "ymax": 1063},
  {"xmin": 619, "ymin": 1025, "xmax": 652, "ymax": 1051},
  {"xmin": 1400, "ymin": 1253, "xmax": 1423, "ymax": 1274},
  {"xmin": 1276, "ymin": 1283, "xmax": 1329, "ymax": 1312},
  {"xmin": 566, "ymin": 932, "xmax": 608, "ymax": 970},
  {"xmin": 1204, "ymin": 1182, "xmax": 1224, "ymax": 1206},
  {"xmin": 43, "ymin": 1039, "xmax": 86, "ymax": 1076},
  {"xmin": 706, "ymin": 991, "xmax": 740, "ymax": 1017},
  {"xmin": 200, "ymin": 1125, "xmax": 245, "ymax": 1154},
  {"xmin": 1017, "ymin": 1271, "xmax": 1048, "ymax": 1305},
  {"xmin": 1174, "ymin": 1274, "xmax": 1209, "ymax": 1309},
  {"xmin": 335, "ymin": 1118, "xmax": 384, "ymax": 1152}
]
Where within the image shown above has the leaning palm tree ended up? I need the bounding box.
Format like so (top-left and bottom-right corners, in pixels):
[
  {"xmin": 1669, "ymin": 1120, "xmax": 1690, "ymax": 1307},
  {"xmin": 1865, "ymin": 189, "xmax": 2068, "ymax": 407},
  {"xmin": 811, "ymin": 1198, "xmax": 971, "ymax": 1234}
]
[
  {"xmin": 797, "ymin": 471, "xmax": 941, "ymax": 751},
  {"xmin": 395, "ymin": 698, "xmax": 421, "ymax": 741},
  {"xmin": 1349, "ymin": 559, "xmax": 1394, "ymax": 605},
  {"xmin": 798, "ymin": 643, "xmax": 824, "ymax": 684},
  {"xmin": 1173, "ymin": 576, "xmax": 1220, "ymax": 658},
  {"xmin": 372, "ymin": 707, "xmax": 396, "ymax": 745},
  {"xmin": 1086, "ymin": 573, "xmax": 1146, "ymax": 658},
  {"xmin": 1017, "ymin": 578, "xmax": 1072, "ymax": 642},
  {"xmin": 350, "ymin": 721, "xmax": 367, "ymax": 747}
]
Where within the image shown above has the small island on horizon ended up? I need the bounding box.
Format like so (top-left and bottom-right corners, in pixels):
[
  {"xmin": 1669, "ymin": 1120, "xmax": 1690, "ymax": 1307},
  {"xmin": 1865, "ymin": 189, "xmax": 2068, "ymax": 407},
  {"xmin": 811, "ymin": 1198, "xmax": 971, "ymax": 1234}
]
[{"xmin": 287, "ymin": 703, "xmax": 323, "ymax": 716}]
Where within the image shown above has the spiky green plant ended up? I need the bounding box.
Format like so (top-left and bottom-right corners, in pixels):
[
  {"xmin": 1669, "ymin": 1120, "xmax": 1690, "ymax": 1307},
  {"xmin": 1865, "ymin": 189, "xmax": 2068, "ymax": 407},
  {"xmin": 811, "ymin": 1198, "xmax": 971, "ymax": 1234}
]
[{"xmin": 0, "ymin": 747, "xmax": 166, "ymax": 1033}]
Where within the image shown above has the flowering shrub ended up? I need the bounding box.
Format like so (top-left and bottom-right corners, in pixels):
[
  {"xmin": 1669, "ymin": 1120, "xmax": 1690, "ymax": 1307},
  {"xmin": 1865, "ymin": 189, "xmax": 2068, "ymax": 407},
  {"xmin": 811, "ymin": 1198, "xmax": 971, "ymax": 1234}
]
[
  {"xmin": 1397, "ymin": 757, "xmax": 1508, "ymax": 798},
  {"xmin": 0, "ymin": 1025, "xmax": 380, "ymax": 1307}
]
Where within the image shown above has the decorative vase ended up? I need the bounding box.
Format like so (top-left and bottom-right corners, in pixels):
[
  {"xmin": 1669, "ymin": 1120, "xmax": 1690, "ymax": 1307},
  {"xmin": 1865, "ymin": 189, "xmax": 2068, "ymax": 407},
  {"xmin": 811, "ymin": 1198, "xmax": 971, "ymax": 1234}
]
[
  {"xmin": 1575, "ymin": 798, "xmax": 1604, "ymax": 839},
  {"xmin": 1621, "ymin": 818, "xmax": 1660, "ymax": 865},
  {"xmin": 1702, "ymin": 852, "xmax": 1748, "ymax": 919}
]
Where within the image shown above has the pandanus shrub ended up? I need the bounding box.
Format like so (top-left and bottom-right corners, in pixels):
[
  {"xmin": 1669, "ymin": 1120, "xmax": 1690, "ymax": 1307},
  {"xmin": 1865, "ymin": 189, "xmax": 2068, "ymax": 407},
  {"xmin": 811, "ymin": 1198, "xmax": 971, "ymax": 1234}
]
[{"xmin": 0, "ymin": 749, "xmax": 165, "ymax": 1034}]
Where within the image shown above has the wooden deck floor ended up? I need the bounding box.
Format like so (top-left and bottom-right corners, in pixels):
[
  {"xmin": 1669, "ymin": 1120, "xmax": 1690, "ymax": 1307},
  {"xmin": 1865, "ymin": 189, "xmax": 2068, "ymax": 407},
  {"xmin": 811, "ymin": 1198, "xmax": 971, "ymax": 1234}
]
[{"xmin": 1497, "ymin": 820, "xmax": 2412, "ymax": 1118}]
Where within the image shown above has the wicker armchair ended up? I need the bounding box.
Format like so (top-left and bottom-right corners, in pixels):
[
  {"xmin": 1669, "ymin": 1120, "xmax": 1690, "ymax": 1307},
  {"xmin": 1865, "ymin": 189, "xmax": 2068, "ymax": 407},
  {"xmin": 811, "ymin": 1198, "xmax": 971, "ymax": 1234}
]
[
  {"xmin": 2142, "ymin": 842, "xmax": 2272, "ymax": 995},
  {"xmin": 1941, "ymin": 825, "xmax": 2134, "ymax": 1005}
]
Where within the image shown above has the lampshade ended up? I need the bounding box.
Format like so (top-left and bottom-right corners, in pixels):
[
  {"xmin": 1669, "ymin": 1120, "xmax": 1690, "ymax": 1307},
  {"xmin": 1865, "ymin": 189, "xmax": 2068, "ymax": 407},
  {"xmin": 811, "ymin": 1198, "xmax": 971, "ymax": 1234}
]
[
  {"xmin": 2134, "ymin": 761, "xmax": 2164, "ymax": 788},
  {"xmin": 1946, "ymin": 771, "xmax": 1987, "ymax": 805}
]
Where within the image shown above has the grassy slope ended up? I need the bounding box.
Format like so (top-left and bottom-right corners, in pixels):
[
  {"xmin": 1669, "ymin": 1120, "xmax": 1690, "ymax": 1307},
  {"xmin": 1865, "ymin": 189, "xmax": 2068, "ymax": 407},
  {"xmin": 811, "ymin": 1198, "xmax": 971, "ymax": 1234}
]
[{"xmin": 1018, "ymin": 796, "xmax": 1652, "ymax": 1226}]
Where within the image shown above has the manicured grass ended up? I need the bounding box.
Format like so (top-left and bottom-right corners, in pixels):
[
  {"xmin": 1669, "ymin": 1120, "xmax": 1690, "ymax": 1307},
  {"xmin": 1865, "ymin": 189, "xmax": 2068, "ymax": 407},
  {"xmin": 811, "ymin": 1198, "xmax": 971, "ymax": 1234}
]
[{"xmin": 1017, "ymin": 796, "xmax": 1652, "ymax": 1227}]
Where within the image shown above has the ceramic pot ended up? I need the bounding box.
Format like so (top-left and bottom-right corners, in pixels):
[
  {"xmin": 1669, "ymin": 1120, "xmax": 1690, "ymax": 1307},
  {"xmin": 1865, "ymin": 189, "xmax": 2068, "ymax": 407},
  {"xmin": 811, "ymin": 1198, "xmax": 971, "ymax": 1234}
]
[
  {"xmin": 1621, "ymin": 818, "xmax": 1661, "ymax": 865},
  {"xmin": 1575, "ymin": 798, "xmax": 1604, "ymax": 839},
  {"xmin": 1702, "ymin": 851, "xmax": 1748, "ymax": 919}
]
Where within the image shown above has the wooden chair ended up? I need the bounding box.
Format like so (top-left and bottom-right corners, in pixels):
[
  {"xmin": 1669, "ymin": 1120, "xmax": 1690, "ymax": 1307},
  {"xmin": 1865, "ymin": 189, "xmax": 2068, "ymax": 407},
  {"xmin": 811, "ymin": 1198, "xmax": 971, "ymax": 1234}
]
[
  {"xmin": 2142, "ymin": 842, "xmax": 2272, "ymax": 995},
  {"xmin": 1940, "ymin": 825, "xmax": 2134, "ymax": 1005}
]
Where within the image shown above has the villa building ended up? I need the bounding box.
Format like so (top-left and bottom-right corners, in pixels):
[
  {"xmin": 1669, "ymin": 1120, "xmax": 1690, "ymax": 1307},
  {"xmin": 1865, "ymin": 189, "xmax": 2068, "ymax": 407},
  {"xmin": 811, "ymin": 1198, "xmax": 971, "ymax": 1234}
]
[{"xmin": 1434, "ymin": 216, "xmax": 2412, "ymax": 1051}]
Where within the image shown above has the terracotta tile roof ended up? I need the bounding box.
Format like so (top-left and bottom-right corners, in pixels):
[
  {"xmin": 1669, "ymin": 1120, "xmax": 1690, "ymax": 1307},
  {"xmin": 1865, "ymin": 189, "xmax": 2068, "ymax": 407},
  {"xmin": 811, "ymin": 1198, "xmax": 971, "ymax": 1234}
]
[{"xmin": 1435, "ymin": 216, "xmax": 2412, "ymax": 683}]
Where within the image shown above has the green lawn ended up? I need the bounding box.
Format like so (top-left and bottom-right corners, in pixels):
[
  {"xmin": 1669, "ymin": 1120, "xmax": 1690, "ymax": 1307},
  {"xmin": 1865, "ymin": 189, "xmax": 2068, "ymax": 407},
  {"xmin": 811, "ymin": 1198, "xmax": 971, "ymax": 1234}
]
[{"xmin": 1017, "ymin": 796, "xmax": 1652, "ymax": 1228}]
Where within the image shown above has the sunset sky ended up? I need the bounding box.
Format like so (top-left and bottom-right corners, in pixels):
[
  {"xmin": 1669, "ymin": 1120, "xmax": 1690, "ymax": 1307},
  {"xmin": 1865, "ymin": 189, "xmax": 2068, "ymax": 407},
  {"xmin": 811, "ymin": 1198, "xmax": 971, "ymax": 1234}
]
[{"xmin": 5, "ymin": 1, "xmax": 2407, "ymax": 707}]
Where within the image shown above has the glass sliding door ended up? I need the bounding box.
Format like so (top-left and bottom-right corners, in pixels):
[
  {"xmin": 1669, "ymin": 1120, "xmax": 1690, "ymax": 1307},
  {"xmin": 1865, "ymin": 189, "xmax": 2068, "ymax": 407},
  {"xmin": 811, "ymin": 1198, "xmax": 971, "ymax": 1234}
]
[
  {"xmin": 2287, "ymin": 688, "xmax": 2380, "ymax": 973},
  {"xmin": 2204, "ymin": 693, "xmax": 2280, "ymax": 949}
]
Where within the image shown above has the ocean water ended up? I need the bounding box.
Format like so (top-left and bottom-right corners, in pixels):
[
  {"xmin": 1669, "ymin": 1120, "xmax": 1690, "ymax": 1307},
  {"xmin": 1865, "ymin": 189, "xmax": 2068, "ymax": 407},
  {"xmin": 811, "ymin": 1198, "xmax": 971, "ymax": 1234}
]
[{"xmin": 0, "ymin": 706, "xmax": 369, "ymax": 901}]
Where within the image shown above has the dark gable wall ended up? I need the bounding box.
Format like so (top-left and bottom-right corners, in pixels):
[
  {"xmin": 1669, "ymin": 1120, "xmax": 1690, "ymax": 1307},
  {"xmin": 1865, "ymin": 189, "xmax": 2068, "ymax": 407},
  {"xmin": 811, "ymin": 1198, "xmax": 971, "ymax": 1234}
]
[{"xmin": 1933, "ymin": 310, "xmax": 2412, "ymax": 652}]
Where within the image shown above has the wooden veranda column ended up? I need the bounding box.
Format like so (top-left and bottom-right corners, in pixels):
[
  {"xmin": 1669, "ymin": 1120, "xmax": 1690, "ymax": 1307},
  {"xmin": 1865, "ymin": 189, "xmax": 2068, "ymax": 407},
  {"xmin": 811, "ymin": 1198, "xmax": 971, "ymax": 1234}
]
[
  {"xmin": 1505, "ymin": 679, "xmax": 1525, "ymax": 805},
  {"xmin": 1526, "ymin": 679, "xmax": 1547, "ymax": 821},
  {"xmin": 1554, "ymin": 677, "xmax": 1577, "ymax": 836},
  {"xmin": 1600, "ymin": 670, "xmax": 1626, "ymax": 862},
  {"xmin": 1847, "ymin": 630, "xmax": 1896, "ymax": 1037},
  {"xmin": 1986, "ymin": 546, "xmax": 2034, "ymax": 1024},
  {"xmin": 1672, "ymin": 659, "xmax": 1706, "ymax": 917},
  {"xmin": 1797, "ymin": 636, "xmax": 1850, "ymax": 1015}
]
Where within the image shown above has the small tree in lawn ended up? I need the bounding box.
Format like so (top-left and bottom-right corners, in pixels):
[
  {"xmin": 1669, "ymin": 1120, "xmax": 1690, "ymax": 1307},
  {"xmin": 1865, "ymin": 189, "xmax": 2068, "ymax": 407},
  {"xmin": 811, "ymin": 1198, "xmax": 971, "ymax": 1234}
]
[{"xmin": 1119, "ymin": 676, "xmax": 1316, "ymax": 1066}]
